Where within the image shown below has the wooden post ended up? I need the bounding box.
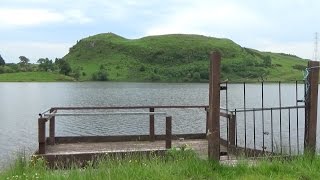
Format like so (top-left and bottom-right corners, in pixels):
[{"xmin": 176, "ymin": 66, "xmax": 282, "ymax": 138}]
[
  {"xmin": 208, "ymin": 52, "xmax": 221, "ymax": 161},
  {"xmin": 38, "ymin": 118, "xmax": 47, "ymax": 154},
  {"xmin": 229, "ymin": 114, "xmax": 236, "ymax": 146},
  {"xmin": 304, "ymin": 61, "xmax": 319, "ymax": 154},
  {"xmin": 166, "ymin": 116, "xmax": 172, "ymax": 149},
  {"xmin": 49, "ymin": 109, "xmax": 56, "ymax": 145},
  {"xmin": 149, "ymin": 108, "xmax": 155, "ymax": 142}
]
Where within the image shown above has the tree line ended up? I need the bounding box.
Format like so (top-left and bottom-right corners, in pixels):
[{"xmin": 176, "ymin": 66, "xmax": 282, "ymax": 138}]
[
  {"xmin": 0, "ymin": 54, "xmax": 72, "ymax": 76},
  {"xmin": 0, "ymin": 54, "xmax": 109, "ymax": 81}
]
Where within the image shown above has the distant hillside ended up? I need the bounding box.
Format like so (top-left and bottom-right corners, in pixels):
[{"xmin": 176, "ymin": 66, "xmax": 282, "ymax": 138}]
[{"xmin": 63, "ymin": 33, "xmax": 308, "ymax": 82}]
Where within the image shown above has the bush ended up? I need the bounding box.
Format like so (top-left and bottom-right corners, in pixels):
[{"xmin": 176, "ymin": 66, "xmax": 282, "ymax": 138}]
[
  {"xmin": 139, "ymin": 65, "xmax": 146, "ymax": 72},
  {"xmin": 221, "ymin": 64, "xmax": 230, "ymax": 73},
  {"xmin": 92, "ymin": 69, "xmax": 108, "ymax": 81},
  {"xmin": 72, "ymin": 68, "xmax": 81, "ymax": 80},
  {"xmin": 0, "ymin": 66, "xmax": 4, "ymax": 74},
  {"xmin": 55, "ymin": 59, "xmax": 72, "ymax": 75},
  {"xmin": 192, "ymin": 72, "xmax": 201, "ymax": 81},
  {"xmin": 292, "ymin": 64, "xmax": 306, "ymax": 71},
  {"xmin": 148, "ymin": 73, "xmax": 161, "ymax": 81},
  {"xmin": 199, "ymin": 70, "xmax": 209, "ymax": 80},
  {"xmin": 0, "ymin": 66, "xmax": 15, "ymax": 73}
]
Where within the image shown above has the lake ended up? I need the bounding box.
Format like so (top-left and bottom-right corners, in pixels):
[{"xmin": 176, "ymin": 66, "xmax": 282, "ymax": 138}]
[{"xmin": 0, "ymin": 82, "xmax": 316, "ymax": 167}]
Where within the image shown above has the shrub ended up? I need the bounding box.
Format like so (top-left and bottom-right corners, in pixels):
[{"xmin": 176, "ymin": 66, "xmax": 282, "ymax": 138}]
[
  {"xmin": 92, "ymin": 69, "xmax": 108, "ymax": 81},
  {"xmin": 139, "ymin": 65, "xmax": 146, "ymax": 72},
  {"xmin": 192, "ymin": 72, "xmax": 201, "ymax": 81},
  {"xmin": 263, "ymin": 56, "xmax": 272, "ymax": 67},
  {"xmin": 148, "ymin": 73, "xmax": 161, "ymax": 81},
  {"xmin": 292, "ymin": 64, "xmax": 306, "ymax": 71},
  {"xmin": 199, "ymin": 70, "xmax": 209, "ymax": 80}
]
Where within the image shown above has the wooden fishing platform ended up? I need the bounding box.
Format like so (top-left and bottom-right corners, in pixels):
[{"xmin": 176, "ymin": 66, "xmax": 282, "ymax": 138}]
[
  {"xmin": 37, "ymin": 133, "xmax": 234, "ymax": 167},
  {"xmin": 35, "ymin": 105, "xmax": 240, "ymax": 167},
  {"xmin": 35, "ymin": 105, "xmax": 273, "ymax": 167}
]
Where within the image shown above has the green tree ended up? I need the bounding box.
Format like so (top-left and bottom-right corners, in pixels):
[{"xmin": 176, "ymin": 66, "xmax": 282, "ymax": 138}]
[
  {"xmin": 0, "ymin": 54, "xmax": 5, "ymax": 66},
  {"xmin": 55, "ymin": 58, "xmax": 72, "ymax": 75},
  {"xmin": 37, "ymin": 58, "xmax": 55, "ymax": 71},
  {"xmin": 18, "ymin": 56, "xmax": 30, "ymax": 71},
  {"xmin": 19, "ymin": 56, "xmax": 30, "ymax": 65}
]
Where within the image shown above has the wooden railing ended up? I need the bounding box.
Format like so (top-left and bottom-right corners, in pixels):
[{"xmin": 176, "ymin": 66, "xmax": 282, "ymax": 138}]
[{"xmin": 37, "ymin": 105, "xmax": 234, "ymax": 154}]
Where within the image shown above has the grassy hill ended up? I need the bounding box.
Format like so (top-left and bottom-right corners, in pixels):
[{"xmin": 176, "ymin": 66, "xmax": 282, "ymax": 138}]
[{"xmin": 63, "ymin": 33, "xmax": 308, "ymax": 82}]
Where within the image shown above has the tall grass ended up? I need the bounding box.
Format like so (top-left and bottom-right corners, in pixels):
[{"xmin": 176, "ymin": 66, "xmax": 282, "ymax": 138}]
[{"xmin": 1, "ymin": 149, "xmax": 320, "ymax": 179}]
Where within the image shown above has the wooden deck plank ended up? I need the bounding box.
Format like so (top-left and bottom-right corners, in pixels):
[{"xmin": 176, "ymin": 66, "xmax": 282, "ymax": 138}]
[{"xmin": 45, "ymin": 139, "xmax": 227, "ymax": 156}]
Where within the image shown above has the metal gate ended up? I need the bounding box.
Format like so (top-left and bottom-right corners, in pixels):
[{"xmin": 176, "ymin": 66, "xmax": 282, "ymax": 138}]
[{"xmin": 207, "ymin": 52, "xmax": 320, "ymax": 160}]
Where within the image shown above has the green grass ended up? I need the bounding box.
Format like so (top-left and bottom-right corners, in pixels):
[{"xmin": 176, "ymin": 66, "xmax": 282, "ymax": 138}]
[
  {"xmin": 0, "ymin": 72, "xmax": 74, "ymax": 82},
  {"xmin": 64, "ymin": 33, "xmax": 308, "ymax": 82},
  {"xmin": 2, "ymin": 150, "xmax": 320, "ymax": 180}
]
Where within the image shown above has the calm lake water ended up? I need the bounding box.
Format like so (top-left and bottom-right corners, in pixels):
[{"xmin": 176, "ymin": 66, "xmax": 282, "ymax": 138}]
[{"xmin": 0, "ymin": 82, "xmax": 317, "ymax": 167}]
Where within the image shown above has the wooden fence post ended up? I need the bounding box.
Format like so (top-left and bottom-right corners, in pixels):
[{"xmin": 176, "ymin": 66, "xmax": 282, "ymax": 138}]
[
  {"xmin": 49, "ymin": 109, "xmax": 56, "ymax": 145},
  {"xmin": 166, "ymin": 116, "xmax": 172, "ymax": 149},
  {"xmin": 38, "ymin": 118, "xmax": 47, "ymax": 154},
  {"xmin": 149, "ymin": 108, "xmax": 155, "ymax": 141},
  {"xmin": 208, "ymin": 52, "xmax": 221, "ymax": 161},
  {"xmin": 304, "ymin": 61, "xmax": 319, "ymax": 155}
]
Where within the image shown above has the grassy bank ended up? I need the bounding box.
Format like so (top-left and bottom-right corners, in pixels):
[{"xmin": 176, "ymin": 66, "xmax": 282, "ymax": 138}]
[
  {"xmin": 1, "ymin": 150, "xmax": 320, "ymax": 179},
  {"xmin": 0, "ymin": 72, "xmax": 74, "ymax": 82}
]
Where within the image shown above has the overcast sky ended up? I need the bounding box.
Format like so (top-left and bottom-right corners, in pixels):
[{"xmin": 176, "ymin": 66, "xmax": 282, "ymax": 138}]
[{"xmin": 0, "ymin": 0, "xmax": 319, "ymax": 63}]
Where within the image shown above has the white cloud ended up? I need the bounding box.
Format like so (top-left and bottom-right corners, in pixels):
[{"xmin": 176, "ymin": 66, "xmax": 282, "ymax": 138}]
[
  {"xmin": 0, "ymin": 8, "xmax": 92, "ymax": 28},
  {"xmin": 256, "ymin": 40, "xmax": 314, "ymax": 60},
  {"xmin": 0, "ymin": 8, "xmax": 64, "ymax": 27},
  {"xmin": 0, "ymin": 42, "xmax": 73, "ymax": 63},
  {"xmin": 145, "ymin": 1, "xmax": 268, "ymax": 36}
]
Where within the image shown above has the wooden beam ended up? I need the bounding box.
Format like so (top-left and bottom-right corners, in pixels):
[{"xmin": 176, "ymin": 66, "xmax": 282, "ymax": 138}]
[
  {"xmin": 49, "ymin": 109, "xmax": 56, "ymax": 145},
  {"xmin": 149, "ymin": 108, "xmax": 155, "ymax": 142},
  {"xmin": 38, "ymin": 118, "xmax": 47, "ymax": 154},
  {"xmin": 304, "ymin": 61, "xmax": 319, "ymax": 154},
  {"xmin": 166, "ymin": 116, "xmax": 172, "ymax": 149},
  {"xmin": 208, "ymin": 52, "xmax": 221, "ymax": 161},
  {"xmin": 54, "ymin": 133, "xmax": 207, "ymax": 144}
]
